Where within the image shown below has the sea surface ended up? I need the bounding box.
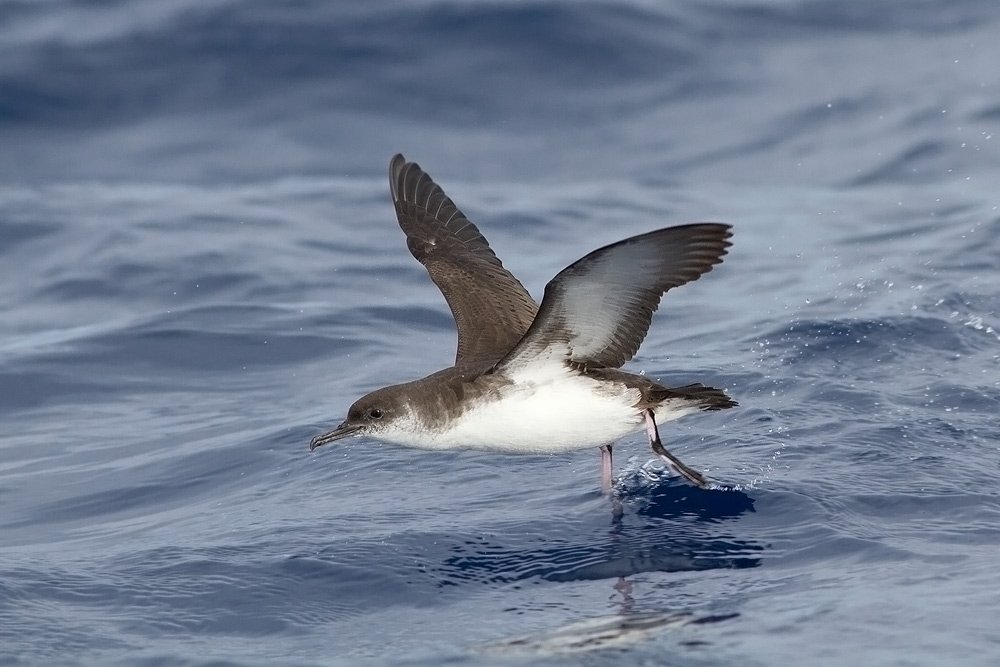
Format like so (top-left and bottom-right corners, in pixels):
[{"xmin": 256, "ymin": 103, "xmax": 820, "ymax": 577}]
[{"xmin": 2, "ymin": 1, "xmax": 999, "ymax": 665}]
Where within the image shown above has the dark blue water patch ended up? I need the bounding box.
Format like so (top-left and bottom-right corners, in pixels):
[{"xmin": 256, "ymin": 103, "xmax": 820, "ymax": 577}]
[
  {"xmin": 106, "ymin": 328, "xmax": 315, "ymax": 371},
  {"xmin": 0, "ymin": 540, "xmax": 474, "ymax": 640},
  {"xmin": 109, "ymin": 552, "xmax": 360, "ymax": 635},
  {"xmin": 0, "ymin": 217, "xmax": 62, "ymax": 248},
  {"xmin": 5, "ymin": 446, "xmax": 266, "ymax": 533},
  {"xmin": 20, "ymin": 228, "xmax": 291, "ymax": 303},
  {"xmin": 759, "ymin": 316, "xmax": 976, "ymax": 371},
  {"xmin": 0, "ymin": 556, "xmax": 306, "ymax": 649},
  {"xmin": 635, "ymin": 480, "xmax": 757, "ymax": 523},
  {"xmin": 700, "ymin": 0, "xmax": 995, "ymax": 36},
  {"xmin": 0, "ymin": 588, "xmax": 133, "ymax": 662},
  {"xmin": 350, "ymin": 305, "xmax": 457, "ymax": 334},
  {"xmin": 66, "ymin": 326, "xmax": 329, "ymax": 371},
  {"xmin": 32, "ymin": 265, "xmax": 263, "ymax": 303},
  {"xmin": 0, "ymin": 80, "xmax": 71, "ymax": 125},
  {"xmin": 675, "ymin": 92, "xmax": 885, "ymax": 176},
  {"xmin": 407, "ymin": 2, "xmax": 692, "ymax": 83},
  {"xmin": 0, "ymin": 1, "xmax": 692, "ymax": 131},
  {"xmin": 840, "ymin": 492, "xmax": 1000, "ymax": 530},
  {"xmin": 0, "ymin": 370, "xmax": 106, "ymax": 410},
  {"xmin": 0, "ymin": 357, "xmax": 283, "ymax": 412},
  {"xmin": 4, "ymin": 308, "xmax": 361, "ymax": 385},
  {"xmin": 151, "ymin": 210, "xmax": 281, "ymax": 232}
]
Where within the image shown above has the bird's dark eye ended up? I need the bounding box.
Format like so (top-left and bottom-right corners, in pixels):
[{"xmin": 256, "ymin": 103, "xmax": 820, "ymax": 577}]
[{"xmin": 367, "ymin": 408, "xmax": 384, "ymax": 419}]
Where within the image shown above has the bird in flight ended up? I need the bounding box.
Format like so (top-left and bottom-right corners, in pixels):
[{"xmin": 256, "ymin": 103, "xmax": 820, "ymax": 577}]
[{"xmin": 311, "ymin": 154, "xmax": 736, "ymax": 490}]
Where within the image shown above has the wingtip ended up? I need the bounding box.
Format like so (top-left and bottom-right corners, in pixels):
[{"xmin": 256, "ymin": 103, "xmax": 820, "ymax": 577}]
[
  {"xmin": 655, "ymin": 222, "xmax": 734, "ymax": 254},
  {"xmin": 699, "ymin": 222, "xmax": 733, "ymax": 236},
  {"xmin": 717, "ymin": 223, "xmax": 734, "ymax": 250},
  {"xmin": 389, "ymin": 153, "xmax": 410, "ymax": 202},
  {"xmin": 689, "ymin": 222, "xmax": 734, "ymax": 254}
]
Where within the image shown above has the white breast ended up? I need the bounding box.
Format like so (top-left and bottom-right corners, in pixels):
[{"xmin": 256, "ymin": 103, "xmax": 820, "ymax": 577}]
[{"xmin": 378, "ymin": 365, "xmax": 638, "ymax": 453}]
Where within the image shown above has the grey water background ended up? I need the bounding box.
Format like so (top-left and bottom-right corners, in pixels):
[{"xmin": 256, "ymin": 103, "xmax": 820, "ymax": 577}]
[{"xmin": 2, "ymin": 0, "xmax": 999, "ymax": 664}]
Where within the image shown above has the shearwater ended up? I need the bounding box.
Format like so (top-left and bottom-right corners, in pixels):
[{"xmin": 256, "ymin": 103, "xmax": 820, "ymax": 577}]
[{"xmin": 310, "ymin": 154, "xmax": 736, "ymax": 490}]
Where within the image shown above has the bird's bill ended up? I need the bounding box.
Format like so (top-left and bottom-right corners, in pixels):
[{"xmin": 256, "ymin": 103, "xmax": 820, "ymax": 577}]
[{"xmin": 309, "ymin": 422, "xmax": 361, "ymax": 451}]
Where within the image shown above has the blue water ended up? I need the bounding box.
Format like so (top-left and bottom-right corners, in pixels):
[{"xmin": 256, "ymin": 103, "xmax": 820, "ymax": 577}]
[{"xmin": 2, "ymin": 1, "xmax": 999, "ymax": 664}]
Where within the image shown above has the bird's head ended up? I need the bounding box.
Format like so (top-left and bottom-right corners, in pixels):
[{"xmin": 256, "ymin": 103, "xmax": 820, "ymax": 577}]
[{"xmin": 309, "ymin": 386, "xmax": 408, "ymax": 451}]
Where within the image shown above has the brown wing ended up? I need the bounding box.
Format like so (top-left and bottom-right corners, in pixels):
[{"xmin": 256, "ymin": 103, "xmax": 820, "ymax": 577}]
[{"xmin": 390, "ymin": 154, "xmax": 538, "ymax": 367}]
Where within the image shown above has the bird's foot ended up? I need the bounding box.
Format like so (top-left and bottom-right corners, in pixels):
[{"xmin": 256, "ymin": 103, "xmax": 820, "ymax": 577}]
[{"xmin": 644, "ymin": 410, "xmax": 710, "ymax": 489}]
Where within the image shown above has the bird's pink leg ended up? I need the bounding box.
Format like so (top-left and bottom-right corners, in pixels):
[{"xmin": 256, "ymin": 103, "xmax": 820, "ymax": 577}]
[
  {"xmin": 644, "ymin": 409, "xmax": 709, "ymax": 488},
  {"xmin": 599, "ymin": 443, "xmax": 614, "ymax": 493}
]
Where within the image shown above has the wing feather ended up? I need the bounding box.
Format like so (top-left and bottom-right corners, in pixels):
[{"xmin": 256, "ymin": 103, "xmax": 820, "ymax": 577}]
[
  {"xmin": 389, "ymin": 154, "xmax": 538, "ymax": 367},
  {"xmin": 498, "ymin": 224, "xmax": 732, "ymax": 370}
]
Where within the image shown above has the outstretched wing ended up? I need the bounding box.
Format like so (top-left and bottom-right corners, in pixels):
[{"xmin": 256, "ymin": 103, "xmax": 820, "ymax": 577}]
[
  {"xmin": 390, "ymin": 154, "xmax": 538, "ymax": 367},
  {"xmin": 497, "ymin": 224, "xmax": 732, "ymax": 371}
]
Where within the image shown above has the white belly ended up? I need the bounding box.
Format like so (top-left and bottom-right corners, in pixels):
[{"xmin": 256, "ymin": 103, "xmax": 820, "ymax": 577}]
[
  {"xmin": 428, "ymin": 376, "xmax": 641, "ymax": 453},
  {"xmin": 378, "ymin": 366, "xmax": 701, "ymax": 454}
]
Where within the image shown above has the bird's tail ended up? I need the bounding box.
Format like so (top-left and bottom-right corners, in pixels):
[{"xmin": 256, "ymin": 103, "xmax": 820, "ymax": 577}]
[{"xmin": 655, "ymin": 383, "xmax": 737, "ymax": 411}]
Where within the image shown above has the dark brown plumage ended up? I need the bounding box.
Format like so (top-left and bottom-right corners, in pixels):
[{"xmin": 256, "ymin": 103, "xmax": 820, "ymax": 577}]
[{"xmin": 390, "ymin": 155, "xmax": 538, "ymax": 367}]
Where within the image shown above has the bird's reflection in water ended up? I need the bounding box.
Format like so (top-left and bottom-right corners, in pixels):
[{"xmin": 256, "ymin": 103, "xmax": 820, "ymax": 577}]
[
  {"xmin": 468, "ymin": 476, "xmax": 755, "ymax": 656},
  {"xmin": 476, "ymin": 609, "xmax": 740, "ymax": 656},
  {"xmin": 601, "ymin": 474, "xmax": 760, "ymax": 613},
  {"xmin": 441, "ymin": 475, "xmax": 761, "ymax": 586}
]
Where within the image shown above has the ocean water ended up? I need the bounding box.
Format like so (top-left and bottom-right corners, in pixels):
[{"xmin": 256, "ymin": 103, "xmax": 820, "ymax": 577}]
[{"xmin": 2, "ymin": 1, "xmax": 999, "ymax": 665}]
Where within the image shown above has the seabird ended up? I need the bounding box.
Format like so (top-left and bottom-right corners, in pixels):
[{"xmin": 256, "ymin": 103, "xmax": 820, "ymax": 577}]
[{"xmin": 311, "ymin": 154, "xmax": 736, "ymax": 490}]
